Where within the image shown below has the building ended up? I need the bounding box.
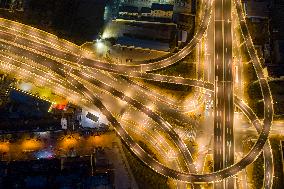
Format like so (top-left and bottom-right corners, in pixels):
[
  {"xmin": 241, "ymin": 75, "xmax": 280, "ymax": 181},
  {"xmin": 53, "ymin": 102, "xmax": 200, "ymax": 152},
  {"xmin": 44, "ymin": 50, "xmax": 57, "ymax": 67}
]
[
  {"xmin": 172, "ymin": 0, "xmax": 196, "ymax": 45},
  {"xmin": 0, "ymin": 89, "xmax": 61, "ymax": 133},
  {"xmin": 173, "ymin": 12, "xmax": 195, "ymax": 32},
  {"xmin": 243, "ymin": 0, "xmax": 270, "ymax": 19},
  {"xmin": 173, "ymin": 0, "xmax": 194, "ymax": 14},
  {"xmin": 271, "ymin": 0, "xmax": 284, "ymax": 39},
  {"xmin": 151, "ymin": 3, "xmax": 173, "ymax": 20},
  {"xmin": 118, "ymin": 5, "xmax": 139, "ymax": 19},
  {"xmin": 121, "ymin": 0, "xmax": 174, "ymax": 8},
  {"xmin": 118, "ymin": 3, "xmax": 174, "ymax": 22},
  {"xmin": 265, "ymin": 0, "xmax": 284, "ymax": 77},
  {"xmin": 268, "ymin": 40, "xmax": 284, "ymax": 77},
  {"xmin": 110, "ymin": 19, "xmax": 177, "ymax": 51},
  {"xmin": 112, "ymin": 2, "xmax": 177, "ymax": 51},
  {"xmin": 0, "ymin": 156, "xmax": 114, "ymax": 188},
  {"xmin": 243, "ymin": 0, "xmax": 272, "ymax": 70},
  {"xmin": 140, "ymin": 6, "xmax": 152, "ymax": 20}
]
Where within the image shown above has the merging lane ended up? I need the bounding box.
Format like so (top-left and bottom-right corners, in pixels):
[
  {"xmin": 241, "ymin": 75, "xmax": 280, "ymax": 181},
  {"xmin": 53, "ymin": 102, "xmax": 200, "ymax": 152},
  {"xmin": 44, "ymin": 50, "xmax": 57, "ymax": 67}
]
[{"xmin": 0, "ymin": 1, "xmax": 274, "ymax": 186}]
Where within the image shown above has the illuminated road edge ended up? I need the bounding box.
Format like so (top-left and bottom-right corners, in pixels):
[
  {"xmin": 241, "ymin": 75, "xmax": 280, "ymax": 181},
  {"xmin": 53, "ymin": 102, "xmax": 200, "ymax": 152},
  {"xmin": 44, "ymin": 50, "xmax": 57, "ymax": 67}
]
[{"xmin": 0, "ymin": 0, "xmax": 274, "ymax": 186}]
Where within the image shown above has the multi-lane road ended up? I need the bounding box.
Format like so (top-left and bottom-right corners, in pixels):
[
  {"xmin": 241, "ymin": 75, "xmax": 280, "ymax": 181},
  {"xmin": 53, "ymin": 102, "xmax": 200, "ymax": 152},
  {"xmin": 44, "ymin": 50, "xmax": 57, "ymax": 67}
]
[
  {"xmin": 213, "ymin": 0, "xmax": 234, "ymax": 188},
  {"xmin": 0, "ymin": 0, "xmax": 275, "ymax": 187}
]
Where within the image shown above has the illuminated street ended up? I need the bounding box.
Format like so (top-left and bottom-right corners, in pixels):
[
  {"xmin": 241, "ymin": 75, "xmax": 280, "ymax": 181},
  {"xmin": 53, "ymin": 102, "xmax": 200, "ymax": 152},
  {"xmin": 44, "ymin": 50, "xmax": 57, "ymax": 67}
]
[{"xmin": 0, "ymin": 0, "xmax": 282, "ymax": 188}]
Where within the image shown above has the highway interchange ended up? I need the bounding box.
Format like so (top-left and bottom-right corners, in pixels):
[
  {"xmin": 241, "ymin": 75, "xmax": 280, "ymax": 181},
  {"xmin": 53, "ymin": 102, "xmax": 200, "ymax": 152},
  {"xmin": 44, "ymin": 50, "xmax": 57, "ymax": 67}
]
[{"xmin": 0, "ymin": 0, "xmax": 275, "ymax": 188}]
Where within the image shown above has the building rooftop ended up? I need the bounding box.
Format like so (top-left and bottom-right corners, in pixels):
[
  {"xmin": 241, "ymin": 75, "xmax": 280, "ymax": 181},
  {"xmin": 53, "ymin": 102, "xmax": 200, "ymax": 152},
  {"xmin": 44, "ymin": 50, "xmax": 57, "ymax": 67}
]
[
  {"xmin": 271, "ymin": 0, "xmax": 284, "ymax": 39},
  {"xmin": 116, "ymin": 36, "xmax": 170, "ymax": 51},
  {"xmin": 151, "ymin": 3, "xmax": 173, "ymax": 11},
  {"xmin": 0, "ymin": 89, "xmax": 61, "ymax": 133},
  {"xmin": 244, "ymin": 0, "xmax": 270, "ymax": 18},
  {"xmin": 141, "ymin": 7, "xmax": 151, "ymax": 13},
  {"xmin": 119, "ymin": 5, "xmax": 139, "ymax": 13}
]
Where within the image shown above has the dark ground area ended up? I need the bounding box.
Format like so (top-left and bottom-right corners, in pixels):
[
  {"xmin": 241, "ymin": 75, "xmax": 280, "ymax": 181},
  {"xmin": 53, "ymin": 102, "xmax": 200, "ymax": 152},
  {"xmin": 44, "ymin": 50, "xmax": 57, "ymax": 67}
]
[
  {"xmin": 0, "ymin": 0, "xmax": 106, "ymax": 45},
  {"xmin": 0, "ymin": 155, "xmax": 114, "ymax": 189},
  {"xmin": 0, "ymin": 89, "xmax": 61, "ymax": 133}
]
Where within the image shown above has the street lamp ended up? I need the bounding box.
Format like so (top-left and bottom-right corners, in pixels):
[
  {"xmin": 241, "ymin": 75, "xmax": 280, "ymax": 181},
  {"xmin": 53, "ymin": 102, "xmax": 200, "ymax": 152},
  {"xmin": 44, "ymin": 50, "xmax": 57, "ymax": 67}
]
[
  {"xmin": 94, "ymin": 38, "xmax": 107, "ymax": 55},
  {"xmin": 95, "ymin": 39, "xmax": 104, "ymax": 50}
]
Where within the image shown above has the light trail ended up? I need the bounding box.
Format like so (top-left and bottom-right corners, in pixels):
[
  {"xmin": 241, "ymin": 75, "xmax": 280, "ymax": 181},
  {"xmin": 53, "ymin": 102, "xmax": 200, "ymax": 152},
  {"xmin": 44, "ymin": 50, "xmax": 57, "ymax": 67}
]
[{"xmin": 0, "ymin": 0, "xmax": 274, "ymax": 187}]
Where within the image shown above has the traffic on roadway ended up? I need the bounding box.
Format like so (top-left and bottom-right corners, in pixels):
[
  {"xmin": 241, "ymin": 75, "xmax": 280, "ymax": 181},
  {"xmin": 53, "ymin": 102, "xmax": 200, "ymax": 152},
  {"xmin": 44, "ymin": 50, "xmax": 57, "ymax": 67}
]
[{"xmin": 0, "ymin": 0, "xmax": 274, "ymax": 188}]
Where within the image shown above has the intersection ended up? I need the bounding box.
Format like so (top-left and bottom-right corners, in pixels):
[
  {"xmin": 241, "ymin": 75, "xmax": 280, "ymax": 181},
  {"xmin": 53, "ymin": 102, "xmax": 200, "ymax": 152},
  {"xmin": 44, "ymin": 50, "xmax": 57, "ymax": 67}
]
[{"xmin": 0, "ymin": 0, "xmax": 275, "ymax": 188}]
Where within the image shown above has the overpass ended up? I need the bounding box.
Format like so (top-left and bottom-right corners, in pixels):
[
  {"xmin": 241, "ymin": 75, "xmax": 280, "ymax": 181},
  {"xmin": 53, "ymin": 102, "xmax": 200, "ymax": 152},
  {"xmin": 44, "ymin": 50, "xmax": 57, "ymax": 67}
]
[{"xmin": 0, "ymin": 0, "xmax": 274, "ymax": 188}]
